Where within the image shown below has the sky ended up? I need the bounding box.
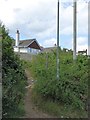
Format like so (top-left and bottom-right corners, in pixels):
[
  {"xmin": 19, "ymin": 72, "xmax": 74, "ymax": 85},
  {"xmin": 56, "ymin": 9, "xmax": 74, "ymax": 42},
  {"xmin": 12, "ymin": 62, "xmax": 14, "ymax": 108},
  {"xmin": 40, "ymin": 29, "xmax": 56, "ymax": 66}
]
[{"xmin": 0, "ymin": 0, "xmax": 89, "ymax": 54}]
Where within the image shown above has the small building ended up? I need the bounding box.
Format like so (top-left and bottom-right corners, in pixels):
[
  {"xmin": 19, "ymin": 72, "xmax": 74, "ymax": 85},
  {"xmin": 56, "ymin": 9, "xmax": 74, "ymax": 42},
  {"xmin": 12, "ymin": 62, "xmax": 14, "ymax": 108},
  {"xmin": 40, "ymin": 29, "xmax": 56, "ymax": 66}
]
[{"xmin": 14, "ymin": 30, "xmax": 41, "ymax": 54}]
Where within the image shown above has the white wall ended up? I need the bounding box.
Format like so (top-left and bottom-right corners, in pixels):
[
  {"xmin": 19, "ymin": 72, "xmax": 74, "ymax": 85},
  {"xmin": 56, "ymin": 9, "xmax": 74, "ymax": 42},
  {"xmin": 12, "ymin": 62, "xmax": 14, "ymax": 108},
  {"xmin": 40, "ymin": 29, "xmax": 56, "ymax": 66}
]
[
  {"xmin": 20, "ymin": 48, "xmax": 28, "ymax": 53},
  {"xmin": 30, "ymin": 48, "xmax": 40, "ymax": 54},
  {"xmin": 14, "ymin": 47, "xmax": 19, "ymax": 52},
  {"xmin": 14, "ymin": 47, "xmax": 41, "ymax": 54}
]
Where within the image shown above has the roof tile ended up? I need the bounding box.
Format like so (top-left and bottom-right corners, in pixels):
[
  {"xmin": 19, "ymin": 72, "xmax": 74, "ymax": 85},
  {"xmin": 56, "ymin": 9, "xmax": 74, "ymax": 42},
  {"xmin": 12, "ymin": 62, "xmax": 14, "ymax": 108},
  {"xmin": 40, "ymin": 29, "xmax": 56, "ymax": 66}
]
[{"xmin": 19, "ymin": 39, "xmax": 35, "ymax": 47}]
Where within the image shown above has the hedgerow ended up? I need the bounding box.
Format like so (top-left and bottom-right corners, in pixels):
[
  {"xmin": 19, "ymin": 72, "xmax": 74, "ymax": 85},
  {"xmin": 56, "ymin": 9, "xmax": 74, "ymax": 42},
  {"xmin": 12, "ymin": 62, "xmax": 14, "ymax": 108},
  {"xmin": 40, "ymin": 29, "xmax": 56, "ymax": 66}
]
[{"xmin": 1, "ymin": 23, "xmax": 27, "ymax": 117}]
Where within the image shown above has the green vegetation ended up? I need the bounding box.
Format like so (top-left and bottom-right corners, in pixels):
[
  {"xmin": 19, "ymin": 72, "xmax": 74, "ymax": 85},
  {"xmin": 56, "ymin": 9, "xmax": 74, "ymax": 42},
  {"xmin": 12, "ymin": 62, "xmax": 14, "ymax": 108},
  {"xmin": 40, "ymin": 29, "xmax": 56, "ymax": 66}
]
[
  {"xmin": 24, "ymin": 50, "xmax": 88, "ymax": 118},
  {"xmin": 1, "ymin": 23, "xmax": 27, "ymax": 118},
  {"xmin": 0, "ymin": 22, "xmax": 88, "ymax": 118}
]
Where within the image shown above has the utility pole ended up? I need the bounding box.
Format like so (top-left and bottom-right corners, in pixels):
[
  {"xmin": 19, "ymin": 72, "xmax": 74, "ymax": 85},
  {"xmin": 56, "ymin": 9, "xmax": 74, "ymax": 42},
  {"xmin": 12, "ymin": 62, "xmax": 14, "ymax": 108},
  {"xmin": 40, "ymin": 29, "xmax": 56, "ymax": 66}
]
[
  {"xmin": 56, "ymin": 0, "xmax": 60, "ymax": 80},
  {"xmin": 73, "ymin": 0, "xmax": 77, "ymax": 60}
]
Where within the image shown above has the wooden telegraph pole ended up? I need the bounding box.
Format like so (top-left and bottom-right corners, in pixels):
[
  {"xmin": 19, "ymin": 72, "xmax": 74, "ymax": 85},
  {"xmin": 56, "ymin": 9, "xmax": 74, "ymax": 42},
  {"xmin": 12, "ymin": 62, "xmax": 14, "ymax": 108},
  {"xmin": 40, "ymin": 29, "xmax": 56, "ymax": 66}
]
[
  {"xmin": 56, "ymin": 0, "xmax": 60, "ymax": 80},
  {"xmin": 73, "ymin": 0, "xmax": 77, "ymax": 60}
]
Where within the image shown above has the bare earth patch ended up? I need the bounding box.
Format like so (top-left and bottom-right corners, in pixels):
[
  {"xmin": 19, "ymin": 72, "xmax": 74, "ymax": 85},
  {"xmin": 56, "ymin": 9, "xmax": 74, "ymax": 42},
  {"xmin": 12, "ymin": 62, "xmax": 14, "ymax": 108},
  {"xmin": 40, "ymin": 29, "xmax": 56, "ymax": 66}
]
[{"xmin": 22, "ymin": 69, "xmax": 56, "ymax": 118}]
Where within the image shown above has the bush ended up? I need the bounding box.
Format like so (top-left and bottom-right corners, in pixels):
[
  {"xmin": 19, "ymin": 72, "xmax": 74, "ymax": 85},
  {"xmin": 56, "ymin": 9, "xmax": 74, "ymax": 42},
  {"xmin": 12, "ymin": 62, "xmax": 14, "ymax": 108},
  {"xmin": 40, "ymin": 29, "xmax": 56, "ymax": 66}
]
[
  {"xmin": 1, "ymin": 23, "xmax": 27, "ymax": 117},
  {"xmin": 29, "ymin": 50, "xmax": 88, "ymax": 110}
]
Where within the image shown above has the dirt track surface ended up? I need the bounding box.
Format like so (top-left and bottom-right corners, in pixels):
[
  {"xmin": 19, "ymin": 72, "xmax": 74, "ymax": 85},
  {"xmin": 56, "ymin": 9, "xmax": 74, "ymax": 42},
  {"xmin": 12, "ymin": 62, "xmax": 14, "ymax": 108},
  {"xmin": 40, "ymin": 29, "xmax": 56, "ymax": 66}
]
[{"xmin": 22, "ymin": 69, "xmax": 56, "ymax": 118}]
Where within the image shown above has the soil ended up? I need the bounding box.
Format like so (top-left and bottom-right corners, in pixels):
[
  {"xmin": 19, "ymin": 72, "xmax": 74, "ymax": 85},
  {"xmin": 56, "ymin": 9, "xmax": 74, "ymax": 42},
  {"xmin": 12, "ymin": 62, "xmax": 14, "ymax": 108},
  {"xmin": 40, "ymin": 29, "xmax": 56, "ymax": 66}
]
[{"xmin": 22, "ymin": 69, "xmax": 56, "ymax": 118}]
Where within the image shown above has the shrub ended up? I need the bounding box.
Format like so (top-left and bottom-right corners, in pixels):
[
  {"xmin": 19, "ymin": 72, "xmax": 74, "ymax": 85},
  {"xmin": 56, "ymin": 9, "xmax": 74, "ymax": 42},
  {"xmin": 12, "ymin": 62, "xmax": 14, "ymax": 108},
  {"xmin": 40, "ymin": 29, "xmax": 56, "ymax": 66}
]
[
  {"xmin": 29, "ymin": 51, "xmax": 88, "ymax": 110},
  {"xmin": 1, "ymin": 23, "xmax": 27, "ymax": 117}
]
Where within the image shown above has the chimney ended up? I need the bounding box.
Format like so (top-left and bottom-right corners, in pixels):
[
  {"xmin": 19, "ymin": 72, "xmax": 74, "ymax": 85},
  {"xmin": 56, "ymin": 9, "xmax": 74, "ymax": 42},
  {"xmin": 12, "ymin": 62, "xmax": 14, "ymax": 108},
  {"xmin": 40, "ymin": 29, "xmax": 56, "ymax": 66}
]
[{"xmin": 16, "ymin": 30, "xmax": 20, "ymax": 47}]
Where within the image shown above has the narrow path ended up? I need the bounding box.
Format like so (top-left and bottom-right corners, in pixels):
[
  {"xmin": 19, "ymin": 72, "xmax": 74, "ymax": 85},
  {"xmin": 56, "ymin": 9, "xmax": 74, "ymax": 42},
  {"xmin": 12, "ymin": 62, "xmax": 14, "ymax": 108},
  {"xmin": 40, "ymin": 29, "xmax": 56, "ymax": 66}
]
[{"xmin": 23, "ymin": 69, "xmax": 55, "ymax": 118}]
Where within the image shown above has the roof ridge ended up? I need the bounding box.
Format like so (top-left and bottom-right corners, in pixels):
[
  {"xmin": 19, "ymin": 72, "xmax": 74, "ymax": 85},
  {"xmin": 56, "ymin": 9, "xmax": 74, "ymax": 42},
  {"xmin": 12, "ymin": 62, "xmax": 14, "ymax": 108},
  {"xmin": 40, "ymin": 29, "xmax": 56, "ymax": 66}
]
[{"xmin": 19, "ymin": 38, "xmax": 36, "ymax": 41}]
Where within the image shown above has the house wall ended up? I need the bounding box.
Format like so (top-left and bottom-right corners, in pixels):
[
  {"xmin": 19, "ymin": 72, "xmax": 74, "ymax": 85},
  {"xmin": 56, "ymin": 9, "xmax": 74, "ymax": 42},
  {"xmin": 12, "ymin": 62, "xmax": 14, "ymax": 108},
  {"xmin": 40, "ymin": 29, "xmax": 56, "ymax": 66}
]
[
  {"xmin": 14, "ymin": 47, "xmax": 41, "ymax": 54},
  {"xmin": 29, "ymin": 48, "xmax": 40, "ymax": 54},
  {"xmin": 20, "ymin": 48, "xmax": 40, "ymax": 54},
  {"xmin": 14, "ymin": 47, "xmax": 19, "ymax": 52},
  {"xmin": 20, "ymin": 48, "xmax": 28, "ymax": 53}
]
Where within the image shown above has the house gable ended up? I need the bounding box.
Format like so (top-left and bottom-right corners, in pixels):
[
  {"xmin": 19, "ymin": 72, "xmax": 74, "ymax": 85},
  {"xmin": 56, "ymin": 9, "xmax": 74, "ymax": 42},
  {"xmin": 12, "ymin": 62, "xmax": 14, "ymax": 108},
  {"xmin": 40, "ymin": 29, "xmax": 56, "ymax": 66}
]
[{"xmin": 28, "ymin": 40, "xmax": 41, "ymax": 50}]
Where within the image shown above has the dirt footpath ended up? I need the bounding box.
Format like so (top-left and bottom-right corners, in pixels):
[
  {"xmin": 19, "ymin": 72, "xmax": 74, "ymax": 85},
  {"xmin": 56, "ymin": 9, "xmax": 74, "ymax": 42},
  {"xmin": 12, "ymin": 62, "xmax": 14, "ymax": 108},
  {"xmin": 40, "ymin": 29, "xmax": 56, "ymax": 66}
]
[{"xmin": 23, "ymin": 69, "xmax": 55, "ymax": 118}]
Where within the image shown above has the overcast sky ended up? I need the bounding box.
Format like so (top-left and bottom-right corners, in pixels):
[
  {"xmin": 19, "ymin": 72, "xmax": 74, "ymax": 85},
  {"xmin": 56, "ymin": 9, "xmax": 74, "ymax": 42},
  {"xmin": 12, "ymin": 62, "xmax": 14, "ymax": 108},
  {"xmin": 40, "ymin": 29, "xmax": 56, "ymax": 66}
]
[{"xmin": 0, "ymin": 0, "xmax": 89, "ymax": 53}]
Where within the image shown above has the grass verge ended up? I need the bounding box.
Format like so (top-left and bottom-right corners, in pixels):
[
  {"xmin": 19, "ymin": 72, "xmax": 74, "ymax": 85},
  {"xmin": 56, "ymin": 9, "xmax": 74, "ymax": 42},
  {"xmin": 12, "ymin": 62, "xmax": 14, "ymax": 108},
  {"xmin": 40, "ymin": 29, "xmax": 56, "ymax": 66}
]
[{"xmin": 31, "ymin": 89, "xmax": 88, "ymax": 118}]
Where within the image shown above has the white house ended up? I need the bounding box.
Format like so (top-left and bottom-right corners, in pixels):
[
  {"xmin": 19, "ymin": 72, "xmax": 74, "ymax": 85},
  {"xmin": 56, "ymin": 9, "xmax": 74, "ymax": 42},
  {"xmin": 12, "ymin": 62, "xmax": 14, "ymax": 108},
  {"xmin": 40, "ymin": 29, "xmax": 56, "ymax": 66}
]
[{"xmin": 14, "ymin": 30, "xmax": 41, "ymax": 54}]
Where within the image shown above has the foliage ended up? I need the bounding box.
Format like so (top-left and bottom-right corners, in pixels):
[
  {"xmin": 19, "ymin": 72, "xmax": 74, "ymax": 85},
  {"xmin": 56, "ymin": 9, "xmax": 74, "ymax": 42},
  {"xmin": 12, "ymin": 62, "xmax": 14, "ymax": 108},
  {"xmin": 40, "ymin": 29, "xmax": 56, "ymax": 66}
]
[
  {"xmin": 1, "ymin": 23, "xmax": 27, "ymax": 117},
  {"xmin": 28, "ymin": 50, "xmax": 88, "ymax": 111},
  {"xmin": 31, "ymin": 90, "xmax": 87, "ymax": 118}
]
